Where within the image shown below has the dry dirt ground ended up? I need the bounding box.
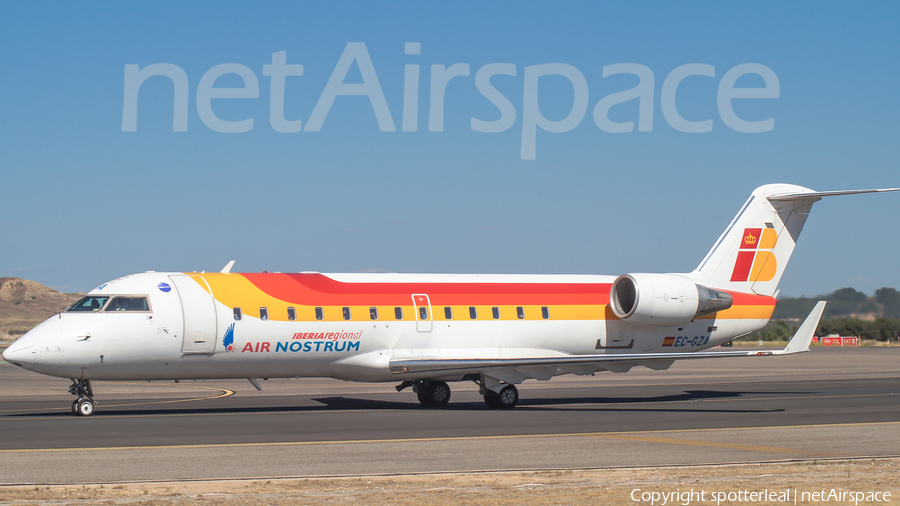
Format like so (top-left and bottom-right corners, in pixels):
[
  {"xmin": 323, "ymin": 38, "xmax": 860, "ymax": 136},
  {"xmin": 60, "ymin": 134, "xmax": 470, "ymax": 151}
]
[
  {"xmin": 0, "ymin": 277, "xmax": 81, "ymax": 341},
  {"xmin": 1, "ymin": 459, "xmax": 897, "ymax": 505}
]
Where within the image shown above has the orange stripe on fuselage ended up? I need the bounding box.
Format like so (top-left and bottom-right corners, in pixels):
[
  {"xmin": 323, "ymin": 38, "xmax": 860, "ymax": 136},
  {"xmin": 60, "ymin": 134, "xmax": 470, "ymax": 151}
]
[
  {"xmin": 195, "ymin": 273, "xmax": 775, "ymax": 322},
  {"xmin": 240, "ymin": 273, "xmax": 610, "ymax": 307}
]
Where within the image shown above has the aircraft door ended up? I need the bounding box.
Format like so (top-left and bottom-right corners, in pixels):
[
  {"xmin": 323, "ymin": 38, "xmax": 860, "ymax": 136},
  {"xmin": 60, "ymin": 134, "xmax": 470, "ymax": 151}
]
[
  {"xmin": 412, "ymin": 294, "xmax": 433, "ymax": 332},
  {"xmin": 170, "ymin": 274, "xmax": 219, "ymax": 355}
]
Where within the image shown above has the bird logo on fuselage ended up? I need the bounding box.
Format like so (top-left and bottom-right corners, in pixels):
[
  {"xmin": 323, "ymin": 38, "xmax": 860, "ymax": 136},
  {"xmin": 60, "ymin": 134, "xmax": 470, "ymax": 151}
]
[{"xmin": 223, "ymin": 323, "xmax": 236, "ymax": 352}]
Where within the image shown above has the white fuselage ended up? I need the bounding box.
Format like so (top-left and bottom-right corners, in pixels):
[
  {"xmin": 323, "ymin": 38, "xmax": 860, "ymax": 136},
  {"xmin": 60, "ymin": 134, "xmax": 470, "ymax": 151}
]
[{"xmin": 5, "ymin": 271, "xmax": 769, "ymax": 383}]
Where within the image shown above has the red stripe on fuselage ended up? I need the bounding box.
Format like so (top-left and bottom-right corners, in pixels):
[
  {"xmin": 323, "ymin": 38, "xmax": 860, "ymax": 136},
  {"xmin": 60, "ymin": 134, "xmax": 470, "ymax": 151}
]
[
  {"xmin": 240, "ymin": 273, "xmax": 611, "ymax": 307},
  {"xmin": 727, "ymin": 291, "xmax": 776, "ymax": 306}
]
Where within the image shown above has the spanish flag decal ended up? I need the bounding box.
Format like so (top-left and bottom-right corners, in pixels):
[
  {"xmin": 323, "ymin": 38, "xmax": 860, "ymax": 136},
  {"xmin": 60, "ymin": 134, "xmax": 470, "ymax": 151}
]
[{"xmin": 730, "ymin": 227, "xmax": 778, "ymax": 282}]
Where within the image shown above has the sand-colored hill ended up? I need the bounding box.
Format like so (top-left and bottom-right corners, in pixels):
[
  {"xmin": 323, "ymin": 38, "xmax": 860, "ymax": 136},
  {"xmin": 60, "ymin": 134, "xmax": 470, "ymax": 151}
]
[{"xmin": 0, "ymin": 277, "xmax": 82, "ymax": 341}]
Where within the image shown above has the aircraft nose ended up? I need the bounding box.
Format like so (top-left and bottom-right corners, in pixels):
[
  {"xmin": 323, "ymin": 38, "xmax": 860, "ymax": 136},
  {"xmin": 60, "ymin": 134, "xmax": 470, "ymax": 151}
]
[{"xmin": 2, "ymin": 332, "xmax": 37, "ymax": 367}]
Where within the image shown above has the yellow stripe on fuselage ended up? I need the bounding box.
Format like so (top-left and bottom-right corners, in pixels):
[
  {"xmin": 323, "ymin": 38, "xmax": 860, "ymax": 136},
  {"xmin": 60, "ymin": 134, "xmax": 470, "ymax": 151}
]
[{"xmin": 191, "ymin": 274, "xmax": 774, "ymax": 323}]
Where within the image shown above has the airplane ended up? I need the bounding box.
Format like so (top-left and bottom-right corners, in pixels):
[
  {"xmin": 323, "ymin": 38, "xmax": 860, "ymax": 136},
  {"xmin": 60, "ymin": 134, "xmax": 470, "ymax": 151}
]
[{"xmin": 3, "ymin": 184, "xmax": 897, "ymax": 416}]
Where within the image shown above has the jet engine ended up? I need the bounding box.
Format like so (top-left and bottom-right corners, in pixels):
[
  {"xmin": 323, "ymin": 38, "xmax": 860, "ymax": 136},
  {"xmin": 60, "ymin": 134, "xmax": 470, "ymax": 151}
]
[{"xmin": 609, "ymin": 273, "xmax": 733, "ymax": 326}]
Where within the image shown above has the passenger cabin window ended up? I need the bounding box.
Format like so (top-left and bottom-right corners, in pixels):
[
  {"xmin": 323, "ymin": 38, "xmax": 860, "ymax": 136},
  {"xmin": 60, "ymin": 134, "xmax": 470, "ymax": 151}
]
[
  {"xmin": 469, "ymin": 306, "xmax": 477, "ymax": 319},
  {"xmin": 259, "ymin": 307, "xmax": 268, "ymax": 321},
  {"xmin": 492, "ymin": 306, "xmax": 500, "ymax": 320},
  {"xmin": 444, "ymin": 307, "xmax": 452, "ymax": 319},
  {"xmin": 370, "ymin": 307, "xmax": 378, "ymax": 320},
  {"xmin": 106, "ymin": 296, "xmax": 150, "ymax": 312},
  {"xmin": 287, "ymin": 307, "xmax": 296, "ymax": 321},
  {"xmin": 541, "ymin": 306, "xmax": 549, "ymax": 319},
  {"xmin": 315, "ymin": 307, "xmax": 324, "ymax": 320},
  {"xmin": 233, "ymin": 307, "xmax": 242, "ymax": 321},
  {"xmin": 342, "ymin": 307, "xmax": 351, "ymax": 320},
  {"xmin": 394, "ymin": 307, "xmax": 403, "ymax": 319},
  {"xmin": 419, "ymin": 306, "xmax": 428, "ymax": 320},
  {"xmin": 517, "ymin": 306, "xmax": 525, "ymax": 319},
  {"xmin": 67, "ymin": 296, "xmax": 109, "ymax": 312}
]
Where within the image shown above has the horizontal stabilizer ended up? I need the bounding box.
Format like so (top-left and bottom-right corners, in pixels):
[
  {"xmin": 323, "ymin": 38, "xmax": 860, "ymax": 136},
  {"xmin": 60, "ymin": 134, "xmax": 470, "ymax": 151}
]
[
  {"xmin": 775, "ymin": 300, "xmax": 826, "ymax": 355},
  {"xmin": 767, "ymin": 188, "xmax": 899, "ymax": 202}
]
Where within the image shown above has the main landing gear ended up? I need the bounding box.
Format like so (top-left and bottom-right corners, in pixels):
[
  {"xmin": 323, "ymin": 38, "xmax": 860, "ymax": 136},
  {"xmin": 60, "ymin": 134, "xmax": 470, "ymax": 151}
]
[
  {"xmin": 396, "ymin": 380, "xmax": 452, "ymax": 407},
  {"xmin": 68, "ymin": 379, "xmax": 95, "ymax": 416},
  {"xmin": 483, "ymin": 384, "xmax": 518, "ymax": 409},
  {"xmin": 470, "ymin": 375, "xmax": 518, "ymax": 409},
  {"xmin": 396, "ymin": 377, "xmax": 519, "ymax": 409},
  {"xmin": 413, "ymin": 380, "xmax": 452, "ymax": 407}
]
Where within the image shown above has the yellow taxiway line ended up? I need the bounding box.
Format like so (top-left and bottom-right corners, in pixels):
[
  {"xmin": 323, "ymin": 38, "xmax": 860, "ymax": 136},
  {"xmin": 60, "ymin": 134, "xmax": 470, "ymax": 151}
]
[{"xmin": 0, "ymin": 382, "xmax": 233, "ymax": 414}]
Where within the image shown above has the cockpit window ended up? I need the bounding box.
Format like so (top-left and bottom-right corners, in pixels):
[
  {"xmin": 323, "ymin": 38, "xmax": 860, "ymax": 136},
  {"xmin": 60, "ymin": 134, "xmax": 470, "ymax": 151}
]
[
  {"xmin": 67, "ymin": 296, "xmax": 110, "ymax": 312},
  {"xmin": 66, "ymin": 295, "xmax": 109, "ymax": 312},
  {"xmin": 105, "ymin": 296, "xmax": 150, "ymax": 312}
]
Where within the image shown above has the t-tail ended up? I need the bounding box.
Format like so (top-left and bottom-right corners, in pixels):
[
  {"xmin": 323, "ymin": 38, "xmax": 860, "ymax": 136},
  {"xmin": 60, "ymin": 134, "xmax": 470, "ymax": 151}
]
[{"xmin": 689, "ymin": 184, "xmax": 899, "ymax": 297}]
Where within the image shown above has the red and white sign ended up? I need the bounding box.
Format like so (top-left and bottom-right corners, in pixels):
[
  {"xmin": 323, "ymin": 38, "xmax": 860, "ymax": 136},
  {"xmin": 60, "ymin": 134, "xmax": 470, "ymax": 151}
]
[{"xmin": 820, "ymin": 336, "xmax": 858, "ymax": 347}]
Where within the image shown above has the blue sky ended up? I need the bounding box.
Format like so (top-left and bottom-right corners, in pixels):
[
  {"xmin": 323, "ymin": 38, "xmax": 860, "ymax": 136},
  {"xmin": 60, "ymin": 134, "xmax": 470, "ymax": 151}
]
[{"xmin": 2, "ymin": 2, "xmax": 898, "ymax": 297}]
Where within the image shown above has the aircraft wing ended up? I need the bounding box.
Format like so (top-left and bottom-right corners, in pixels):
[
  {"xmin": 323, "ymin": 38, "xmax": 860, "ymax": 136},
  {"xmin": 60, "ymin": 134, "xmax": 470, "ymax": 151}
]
[{"xmin": 389, "ymin": 301, "xmax": 826, "ymax": 376}]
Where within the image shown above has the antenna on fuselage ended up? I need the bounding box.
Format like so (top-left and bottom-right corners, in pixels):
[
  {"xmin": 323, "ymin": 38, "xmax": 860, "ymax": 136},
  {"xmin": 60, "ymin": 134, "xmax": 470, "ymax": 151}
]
[{"xmin": 221, "ymin": 260, "xmax": 236, "ymax": 273}]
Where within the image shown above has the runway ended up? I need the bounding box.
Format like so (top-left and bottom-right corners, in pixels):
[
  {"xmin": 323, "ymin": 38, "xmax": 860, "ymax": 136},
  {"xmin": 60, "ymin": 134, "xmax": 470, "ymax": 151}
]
[{"xmin": 1, "ymin": 347, "xmax": 898, "ymax": 485}]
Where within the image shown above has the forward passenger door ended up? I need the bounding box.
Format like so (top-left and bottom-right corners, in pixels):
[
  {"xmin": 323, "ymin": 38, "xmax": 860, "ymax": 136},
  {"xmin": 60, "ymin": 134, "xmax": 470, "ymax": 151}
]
[{"xmin": 170, "ymin": 275, "xmax": 219, "ymax": 355}]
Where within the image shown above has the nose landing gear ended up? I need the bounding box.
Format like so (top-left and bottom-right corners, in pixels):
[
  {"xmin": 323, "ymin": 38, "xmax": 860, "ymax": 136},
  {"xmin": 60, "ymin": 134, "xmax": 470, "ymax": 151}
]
[{"xmin": 68, "ymin": 379, "xmax": 95, "ymax": 416}]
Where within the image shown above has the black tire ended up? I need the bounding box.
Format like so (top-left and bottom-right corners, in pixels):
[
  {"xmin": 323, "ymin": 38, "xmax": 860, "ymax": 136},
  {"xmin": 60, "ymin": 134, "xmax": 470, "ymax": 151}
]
[
  {"xmin": 76, "ymin": 399, "xmax": 94, "ymax": 416},
  {"xmin": 429, "ymin": 381, "xmax": 451, "ymax": 406},
  {"xmin": 416, "ymin": 386, "xmax": 431, "ymax": 405},
  {"xmin": 497, "ymin": 385, "xmax": 518, "ymax": 409},
  {"xmin": 416, "ymin": 381, "xmax": 451, "ymax": 407},
  {"xmin": 483, "ymin": 390, "xmax": 501, "ymax": 409},
  {"xmin": 71, "ymin": 400, "xmax": 79, "ymax": 415}
]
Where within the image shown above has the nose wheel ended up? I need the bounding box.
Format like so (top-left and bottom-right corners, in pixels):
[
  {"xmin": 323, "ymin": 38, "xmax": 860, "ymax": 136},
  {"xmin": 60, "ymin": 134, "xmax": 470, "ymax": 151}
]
[
  {"xmin": 68, "ymin": 379, "xmax": 96, "ymax": 416},
  {"xmin": 71, "ymin": 399, "xmax": 94, "ymax": 416}
]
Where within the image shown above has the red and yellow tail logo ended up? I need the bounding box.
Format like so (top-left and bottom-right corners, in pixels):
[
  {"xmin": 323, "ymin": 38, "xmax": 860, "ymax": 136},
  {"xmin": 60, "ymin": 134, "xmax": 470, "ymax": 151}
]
[{"xmin": 731, "ymin": 227, "xmax": 778, "ymax": 282}]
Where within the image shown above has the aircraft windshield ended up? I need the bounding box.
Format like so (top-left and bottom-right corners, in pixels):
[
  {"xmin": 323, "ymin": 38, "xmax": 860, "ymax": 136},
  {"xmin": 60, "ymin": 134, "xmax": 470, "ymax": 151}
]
[
  {"xmin": 67, "ymin": 296, "xmax": 110, "ymax": 312},
  {"xmin": 105, "ymin": 296, "xmax": 150, "ymax": 312}
]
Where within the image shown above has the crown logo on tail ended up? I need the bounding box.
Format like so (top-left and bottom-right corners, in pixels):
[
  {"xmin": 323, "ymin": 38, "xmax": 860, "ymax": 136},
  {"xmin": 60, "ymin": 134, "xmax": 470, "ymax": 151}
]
[{"xmin": 732, "ymin": 227, "xmax": 778, "ymax": 282}]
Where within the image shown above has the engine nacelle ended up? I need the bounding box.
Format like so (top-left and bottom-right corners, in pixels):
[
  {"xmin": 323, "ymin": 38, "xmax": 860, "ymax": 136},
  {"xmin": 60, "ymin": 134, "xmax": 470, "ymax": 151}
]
[{"xmin": 609, "ymin": 273, "xmax": 733, "ymax": 326}]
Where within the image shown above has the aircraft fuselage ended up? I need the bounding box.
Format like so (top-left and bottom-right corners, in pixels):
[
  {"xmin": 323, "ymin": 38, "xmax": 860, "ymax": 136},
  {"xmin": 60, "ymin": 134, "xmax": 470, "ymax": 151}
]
[{"xmin": 10, "ymin": 272, "xmax": 774, "ymax": 383}]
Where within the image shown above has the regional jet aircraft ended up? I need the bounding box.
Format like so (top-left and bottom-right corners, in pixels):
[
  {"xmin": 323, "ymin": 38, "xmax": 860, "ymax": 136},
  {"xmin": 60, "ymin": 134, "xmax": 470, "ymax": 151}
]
[{"xmin": 4, "ymin": 184, "xmax": 897, "ymax": 415}]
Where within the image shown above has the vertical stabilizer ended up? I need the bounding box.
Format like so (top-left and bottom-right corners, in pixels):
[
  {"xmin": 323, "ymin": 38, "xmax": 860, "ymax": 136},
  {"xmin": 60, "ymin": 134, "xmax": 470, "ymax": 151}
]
[
  {"xmin": 691, "ymin": 184, "xmax": 816, "ymax": 297},
  {"xmin": 690, "ymin": 184, "xmax": 898, "ymax": 297}
]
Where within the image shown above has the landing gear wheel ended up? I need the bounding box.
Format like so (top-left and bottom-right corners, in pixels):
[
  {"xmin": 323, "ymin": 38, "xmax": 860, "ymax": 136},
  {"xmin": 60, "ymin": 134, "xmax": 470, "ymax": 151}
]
[
  {"xmin": 68, "ymin": 379, "xmax": 96, "ymax": 416},
  {"xmin": 428, "ymin": 381, "xmax": 451, "ymax": 406},
  {"xmin": 415, "ymin": 386, "xmax": 430, "ymax": 405},
  {"xmin": 483, "ymin": 386, "xmax": 518, "ymax": 409},
  {"xmin": 497, "ymin": 384, "xmax": 518, "ymax": 409},
  {"xmin": 415, "ymin": 381, "xmax": 451, "ymax": 407},
  {"xmin": 483, "ymin": 390, "xmax": 501, "ymax": 409},
  {"xmin": 75, "ymin": 399, "xmax": 94, "ymax": 416}
]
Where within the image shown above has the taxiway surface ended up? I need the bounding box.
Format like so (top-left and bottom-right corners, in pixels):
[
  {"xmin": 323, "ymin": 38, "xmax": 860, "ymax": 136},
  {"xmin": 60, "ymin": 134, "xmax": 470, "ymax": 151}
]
[{"xmin": 1, "ymin": 347, "xmax": 898, "ymax": 484}]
